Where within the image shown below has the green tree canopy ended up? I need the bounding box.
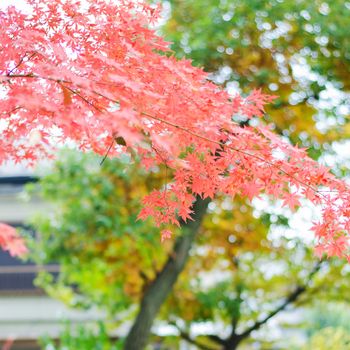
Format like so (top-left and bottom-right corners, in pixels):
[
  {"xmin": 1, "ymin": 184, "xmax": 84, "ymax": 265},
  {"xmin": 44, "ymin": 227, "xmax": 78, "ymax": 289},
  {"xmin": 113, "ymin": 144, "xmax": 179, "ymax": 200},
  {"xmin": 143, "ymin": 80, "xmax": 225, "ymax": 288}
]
[{"xmin": 164, "ymin": 0, "xmax": 350, "ymax": 145}]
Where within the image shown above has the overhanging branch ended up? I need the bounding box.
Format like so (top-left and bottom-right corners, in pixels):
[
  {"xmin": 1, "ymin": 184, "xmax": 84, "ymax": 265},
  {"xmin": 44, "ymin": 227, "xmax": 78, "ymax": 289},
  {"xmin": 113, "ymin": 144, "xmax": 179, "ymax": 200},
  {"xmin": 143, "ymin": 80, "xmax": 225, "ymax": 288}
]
[
  {"xmin": 169, "ymin": 322, "xmax": 219, "ymax": 350},
  {"xmin": 237, "ymin": 260, "xmax": 324, "ymax": 341}
]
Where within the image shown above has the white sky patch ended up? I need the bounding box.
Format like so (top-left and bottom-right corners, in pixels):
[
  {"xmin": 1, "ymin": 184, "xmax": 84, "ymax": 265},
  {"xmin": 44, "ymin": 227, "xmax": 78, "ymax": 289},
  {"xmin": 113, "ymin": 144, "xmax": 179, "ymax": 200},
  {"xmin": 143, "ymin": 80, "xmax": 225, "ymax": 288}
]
[
  {"xmin": 0, "ymin": 0, "xmax": 31, "ymax": 12},
  {"xmin": 253, "ymin": 195, "xmax": 321, "ymax": 244}
]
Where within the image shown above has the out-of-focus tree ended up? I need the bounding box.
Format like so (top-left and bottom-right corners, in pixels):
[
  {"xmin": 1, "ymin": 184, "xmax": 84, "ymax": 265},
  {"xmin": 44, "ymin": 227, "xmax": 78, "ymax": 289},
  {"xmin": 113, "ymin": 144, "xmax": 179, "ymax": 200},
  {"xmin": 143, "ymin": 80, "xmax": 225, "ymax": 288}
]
[
  {"xmin": 302, "ymin": 328, "xmax": 350, "ymax": 350},
  {"xmin": 164, "ymin": 0, "xmax": 350, "ymax": 146},
  {"xmin": 299, "ymin": 303, "xmax": 350, "ymax": 350},
  {"xmin": 29, "ymin": 151, "xmax": 350, "ymax": 350},
  {"xmin": 28, "ymin": 151, "xmax": 169, "ymax": 315},
  {"xmin": 306, "ymin": 303, "xmax": 350, "ymax": 333},
  {"xmin": 40, "ymin": 323, "xmax": 122, "ymax": 350},
  {"xmin": 160, "ymin": 211, "xmax": 350, "ymax": 349}
]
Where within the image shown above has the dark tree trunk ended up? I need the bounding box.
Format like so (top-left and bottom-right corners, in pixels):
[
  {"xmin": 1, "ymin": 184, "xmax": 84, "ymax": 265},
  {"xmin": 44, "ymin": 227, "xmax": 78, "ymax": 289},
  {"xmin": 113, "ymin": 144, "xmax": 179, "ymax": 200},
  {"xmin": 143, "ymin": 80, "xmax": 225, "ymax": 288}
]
[
  {"xmin": 223, "ymin": 337, "xmax": 242, "ymax": 350},
  {"xmin": 123, "ymin": 197, "xmax": 210, "ymax": 350}
]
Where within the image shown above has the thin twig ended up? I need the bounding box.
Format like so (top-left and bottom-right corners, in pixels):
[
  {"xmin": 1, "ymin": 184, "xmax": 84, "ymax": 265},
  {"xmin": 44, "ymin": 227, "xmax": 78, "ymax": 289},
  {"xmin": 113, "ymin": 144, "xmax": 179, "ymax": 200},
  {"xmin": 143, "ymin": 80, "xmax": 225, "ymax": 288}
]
[
  {"xmin": 99, "ymin": 137, "xmax": 115, "ymax": 165},
  {"xmin": 6, "ymin": 52, "xmax": 36, "ymax": 76}
]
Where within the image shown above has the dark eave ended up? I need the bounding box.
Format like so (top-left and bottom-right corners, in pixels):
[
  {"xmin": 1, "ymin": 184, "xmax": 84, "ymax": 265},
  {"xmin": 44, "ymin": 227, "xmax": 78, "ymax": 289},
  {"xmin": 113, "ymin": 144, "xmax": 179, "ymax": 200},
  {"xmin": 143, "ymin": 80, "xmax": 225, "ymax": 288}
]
[{"xmin": 0, "ymin": 176, "xmax": 38, "ymax": 185}]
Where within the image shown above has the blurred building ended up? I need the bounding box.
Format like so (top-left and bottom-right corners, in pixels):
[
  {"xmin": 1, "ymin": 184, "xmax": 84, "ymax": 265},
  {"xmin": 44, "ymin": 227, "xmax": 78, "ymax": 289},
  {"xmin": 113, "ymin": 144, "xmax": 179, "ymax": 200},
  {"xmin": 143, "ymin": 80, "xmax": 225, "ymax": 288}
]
[{"xmin": 0, "ymin": 168, "xmax": 104, "ymax": 350}]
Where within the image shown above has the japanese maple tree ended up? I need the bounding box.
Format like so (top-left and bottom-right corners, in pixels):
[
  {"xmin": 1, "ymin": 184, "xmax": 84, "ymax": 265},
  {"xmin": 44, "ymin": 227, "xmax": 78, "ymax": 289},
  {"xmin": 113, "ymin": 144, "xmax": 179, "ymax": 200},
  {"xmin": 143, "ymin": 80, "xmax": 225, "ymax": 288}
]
[{"xmin": 0, "ymin": 0, "xmax": 350, "ymax": 260}]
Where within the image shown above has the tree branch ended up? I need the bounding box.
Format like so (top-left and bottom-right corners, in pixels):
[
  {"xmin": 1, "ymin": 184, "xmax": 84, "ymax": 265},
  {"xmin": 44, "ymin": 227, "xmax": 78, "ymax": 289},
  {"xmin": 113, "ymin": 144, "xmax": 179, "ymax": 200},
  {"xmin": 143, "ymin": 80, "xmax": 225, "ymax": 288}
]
[
  {"xmin": 0, "ymin": 73, "xmax": 335, "ymax": 200},
  {"xmin": 237, "ymin": 260, "xmax": 323, "ymax": 341},
  {"xmin": 169, "ymin": 322, "xmax": 219, "ymax": 350},
  {"xmin": 6, "ymin": 52, "xmax": 36, "ymax": 76}
]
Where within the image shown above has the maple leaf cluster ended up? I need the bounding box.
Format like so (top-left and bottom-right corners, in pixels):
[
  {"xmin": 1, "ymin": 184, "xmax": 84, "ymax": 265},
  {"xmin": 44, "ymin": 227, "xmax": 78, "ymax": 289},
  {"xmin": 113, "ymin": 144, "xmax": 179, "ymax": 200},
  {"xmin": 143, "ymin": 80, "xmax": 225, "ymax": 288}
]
[
  {"xmin": 0, "ymin": 0, "xmax": 350, "ymax": 259},
  {"xmin": 0, "ymin": 223, "xmax": 28, "ymax": 257}
]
